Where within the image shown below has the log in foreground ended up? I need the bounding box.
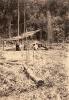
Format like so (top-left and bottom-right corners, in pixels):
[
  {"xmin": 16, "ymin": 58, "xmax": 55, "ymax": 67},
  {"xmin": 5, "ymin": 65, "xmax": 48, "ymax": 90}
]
[{"xmin": 23, "ymin": 64, "xmax": 44, "ymax": 87}]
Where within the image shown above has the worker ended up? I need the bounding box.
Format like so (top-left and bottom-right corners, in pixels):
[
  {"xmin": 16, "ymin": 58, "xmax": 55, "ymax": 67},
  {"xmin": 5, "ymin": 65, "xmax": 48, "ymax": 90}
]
[
  {"xmin": 33, "ymin": 43, "xmax": 38, "ymax": 50},
  {"xmin": 16, "ymin": 41, "xmax": 21, "ymax": 51}
]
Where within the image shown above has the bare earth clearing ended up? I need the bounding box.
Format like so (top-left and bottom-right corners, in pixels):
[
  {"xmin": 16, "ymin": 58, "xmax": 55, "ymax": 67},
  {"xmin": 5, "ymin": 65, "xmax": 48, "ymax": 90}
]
[{"xmin": 0, "ymin": 44, "xmax": 69, "ymax": 100}]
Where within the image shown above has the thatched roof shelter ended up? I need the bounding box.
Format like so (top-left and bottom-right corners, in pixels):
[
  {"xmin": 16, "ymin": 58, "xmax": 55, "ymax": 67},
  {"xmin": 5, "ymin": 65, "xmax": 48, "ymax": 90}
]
[{"xmin": 1, "ymin": 30, "xmax": 41, "ymax": 41}]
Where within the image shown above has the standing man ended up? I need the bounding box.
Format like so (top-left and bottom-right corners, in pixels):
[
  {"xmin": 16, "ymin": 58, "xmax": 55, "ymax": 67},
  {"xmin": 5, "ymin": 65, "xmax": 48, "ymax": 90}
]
[{"xmin": 16, "ymin": 40, "xmax": 21, "ymax": 51}]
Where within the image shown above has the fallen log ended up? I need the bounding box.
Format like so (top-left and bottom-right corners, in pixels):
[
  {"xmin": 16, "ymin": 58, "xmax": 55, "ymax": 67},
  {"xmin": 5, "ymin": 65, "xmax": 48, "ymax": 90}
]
[
  {"xmin": 0, "ymin": 61, "xmax": 22, "ymax": 66},
  {"xmin": 23, "ymin": 64, "xmax": 44, "ymax": 87}
]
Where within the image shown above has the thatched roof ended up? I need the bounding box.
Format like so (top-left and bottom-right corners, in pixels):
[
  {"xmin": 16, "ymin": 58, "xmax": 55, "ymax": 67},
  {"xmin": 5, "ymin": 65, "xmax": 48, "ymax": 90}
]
[{"xmin": 1, "ymin": 30, "xmax": 40, "ymax": 41}]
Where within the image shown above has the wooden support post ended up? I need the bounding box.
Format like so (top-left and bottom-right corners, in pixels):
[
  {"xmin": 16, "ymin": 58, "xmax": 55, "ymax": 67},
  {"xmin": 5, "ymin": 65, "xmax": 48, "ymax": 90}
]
[
  {"xmin": 47, "ymin": 10, "xmax": 53, "ymax": 43},
  {"xmin": 24, "ymin": 1, "xmax": 26, "ymax": 33},
  {"xmin": 3, "ymin": 40, "xmax": 4, "ymax": 51},
  {"xmin": 18, "ymin": 0, "xmax": 19, "ymax": 37},
  {"xmin": 8, "ymin": 19, "xmax": 11, "ymax": 38}
]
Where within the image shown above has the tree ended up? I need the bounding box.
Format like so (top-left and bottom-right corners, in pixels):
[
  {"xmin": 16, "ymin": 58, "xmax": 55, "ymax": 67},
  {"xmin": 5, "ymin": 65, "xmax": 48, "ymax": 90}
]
[{"xmin": 0, "ymin": 0, "xmax": 69, "ymax": 42}]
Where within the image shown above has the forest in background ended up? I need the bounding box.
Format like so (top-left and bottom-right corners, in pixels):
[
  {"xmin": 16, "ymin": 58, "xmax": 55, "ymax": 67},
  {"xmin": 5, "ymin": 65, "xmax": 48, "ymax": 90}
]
[{"xmin": 0, "ymin": 0, "xmax": 69, "ymax": 42}]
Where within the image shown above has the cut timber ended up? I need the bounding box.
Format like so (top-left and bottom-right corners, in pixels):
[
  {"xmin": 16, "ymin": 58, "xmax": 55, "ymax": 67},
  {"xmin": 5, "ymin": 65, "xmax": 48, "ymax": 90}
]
[{"xmin": 23, "ymin": 64, "xmax": 44, "ymax": 87}]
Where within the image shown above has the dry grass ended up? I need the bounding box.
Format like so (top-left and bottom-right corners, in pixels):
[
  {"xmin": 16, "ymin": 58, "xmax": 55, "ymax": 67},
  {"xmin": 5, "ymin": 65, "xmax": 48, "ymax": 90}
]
[{"xmin": 0, "ymin": 44, "xmax": 69, "ymax": 100}]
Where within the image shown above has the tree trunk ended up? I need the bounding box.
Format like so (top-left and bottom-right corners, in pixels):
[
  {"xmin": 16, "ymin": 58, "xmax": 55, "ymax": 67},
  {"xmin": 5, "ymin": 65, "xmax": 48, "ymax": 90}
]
[
  {"xmin": 47, "ymin": 10, "xmax": 53, "ymax": 43},
  {"xmin": 8, "ymin": 19, "xmax": 11, "ymax": 38}
]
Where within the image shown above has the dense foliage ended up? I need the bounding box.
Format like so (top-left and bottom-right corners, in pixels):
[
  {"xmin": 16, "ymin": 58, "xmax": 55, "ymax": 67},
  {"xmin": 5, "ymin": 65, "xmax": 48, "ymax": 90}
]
[{"xmin": 0, "ymin": 0, "xmax": 69, "ymax": 42}]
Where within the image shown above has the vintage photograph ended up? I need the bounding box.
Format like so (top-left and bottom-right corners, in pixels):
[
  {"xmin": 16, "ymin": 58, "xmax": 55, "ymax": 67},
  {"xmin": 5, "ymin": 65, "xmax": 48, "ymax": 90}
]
[{"xmin": 0, "ymin": 0, "xmax": 69, "ymax": 100}]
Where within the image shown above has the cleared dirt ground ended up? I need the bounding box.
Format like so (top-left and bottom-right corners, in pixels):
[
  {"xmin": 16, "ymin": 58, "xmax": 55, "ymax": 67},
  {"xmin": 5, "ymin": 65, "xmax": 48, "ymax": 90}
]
[{"xmin": 0, "ymin": 44, "xmax": 69, "ymax": 100}]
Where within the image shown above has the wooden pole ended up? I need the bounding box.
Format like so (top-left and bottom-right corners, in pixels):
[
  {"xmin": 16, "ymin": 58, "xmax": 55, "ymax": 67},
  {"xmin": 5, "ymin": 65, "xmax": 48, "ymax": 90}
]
[
  {"xmin": 22, "ymin": 0, "xmax": 26, "ymax": 50},
  {"xmin": 47, "ymin": 10, "xmax": 52, "ymax": 43},
  {"xmin": 24, "ymin": 1, "xmax": 26, "ymax": 33},
  {"xmin": 3, "ymin": 40, "xmax": 4, "ymax": 51},
  {"xmin": 18, "ymin": 0, "xmax": 19, "ymax": 37},
  {"xmin": 46, "ymin": 0, "xmax": 53, "ymax": 43},
  {"xmin": 8, "ymin": 19, "xmax": 11, "ymax": 38}
]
